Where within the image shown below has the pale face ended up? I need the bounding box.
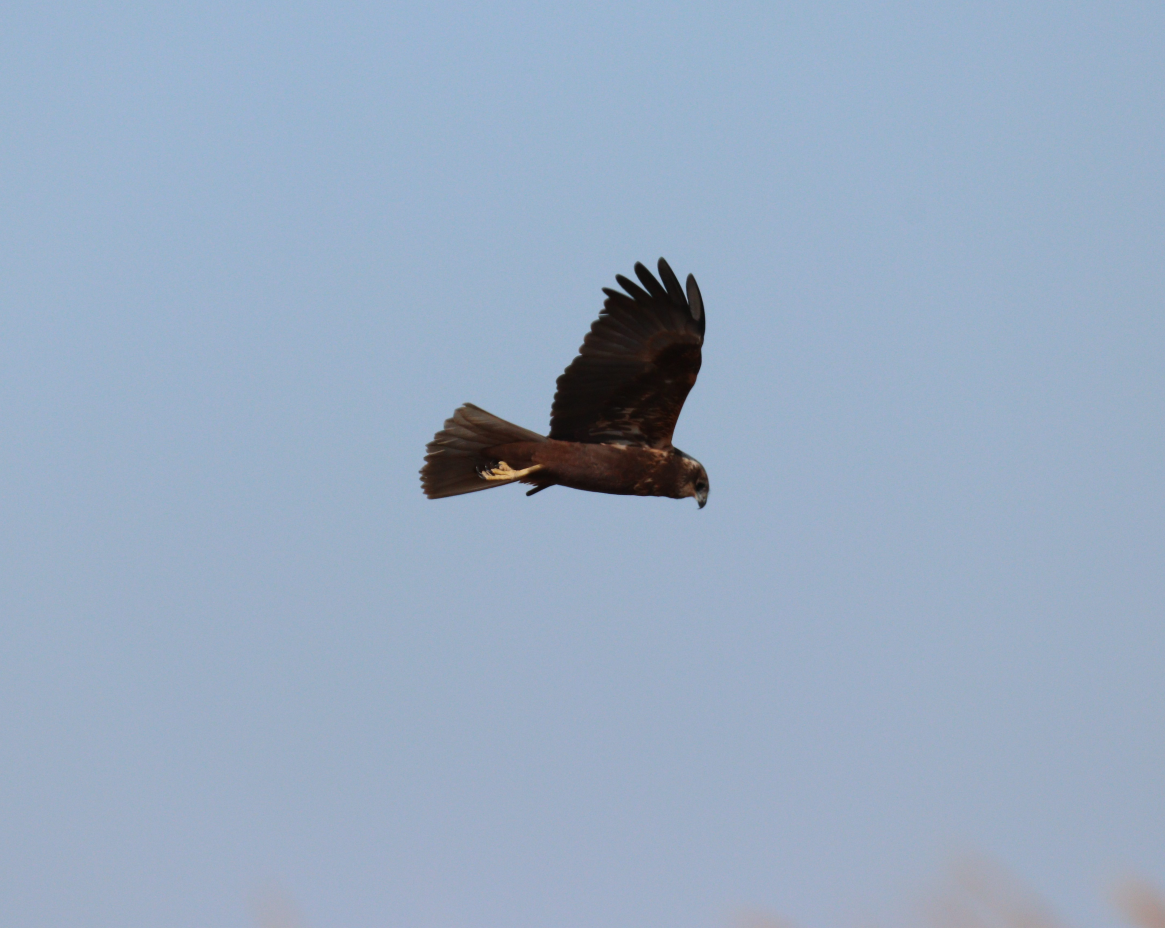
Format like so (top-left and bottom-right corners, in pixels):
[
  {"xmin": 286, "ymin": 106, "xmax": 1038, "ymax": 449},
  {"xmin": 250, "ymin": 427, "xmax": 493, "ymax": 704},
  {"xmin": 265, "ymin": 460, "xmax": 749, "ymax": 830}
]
[{"xmin": 689, "ymin": 461, "xmax": 709, "ymax": 509}]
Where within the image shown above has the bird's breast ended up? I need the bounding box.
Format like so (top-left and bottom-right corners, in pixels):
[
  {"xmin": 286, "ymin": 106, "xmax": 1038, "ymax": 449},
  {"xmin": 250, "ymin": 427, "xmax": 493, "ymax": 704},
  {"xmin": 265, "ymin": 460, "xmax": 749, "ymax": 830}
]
[{"xmin": 531, "ymin": 441, "xmax": 681, "ymax": 498}]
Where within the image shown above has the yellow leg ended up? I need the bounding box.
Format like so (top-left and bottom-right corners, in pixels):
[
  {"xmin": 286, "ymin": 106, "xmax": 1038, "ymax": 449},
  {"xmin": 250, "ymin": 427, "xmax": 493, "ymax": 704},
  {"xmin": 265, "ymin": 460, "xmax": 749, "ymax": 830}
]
[{"xmin": 481, "ymin": 461, "xmax": 544, "ymax": 481}]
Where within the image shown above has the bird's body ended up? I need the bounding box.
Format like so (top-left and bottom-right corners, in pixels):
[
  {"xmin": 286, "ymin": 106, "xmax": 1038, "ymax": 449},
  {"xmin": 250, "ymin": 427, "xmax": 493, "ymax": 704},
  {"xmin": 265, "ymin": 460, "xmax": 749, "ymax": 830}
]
[
  {"xmin": 421, "ymin": 258, "xmax": 710, "ymax": 508},
  {"xmin": 485, "ymin": 440, "xmax": 699, "ymax": 499}
]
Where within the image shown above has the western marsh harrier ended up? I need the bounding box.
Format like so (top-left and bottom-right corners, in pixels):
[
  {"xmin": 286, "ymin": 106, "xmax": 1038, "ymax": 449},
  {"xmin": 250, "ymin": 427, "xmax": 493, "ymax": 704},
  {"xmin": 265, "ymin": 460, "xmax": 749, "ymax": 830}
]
[{"xmin": 421, "ymin": 258, "xmax": 708, "ymax": 508}]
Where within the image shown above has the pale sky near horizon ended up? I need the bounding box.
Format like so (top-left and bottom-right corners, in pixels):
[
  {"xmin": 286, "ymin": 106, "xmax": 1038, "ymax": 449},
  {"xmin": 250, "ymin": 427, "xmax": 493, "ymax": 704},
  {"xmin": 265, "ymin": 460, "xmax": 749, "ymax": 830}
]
[{"xmin": 2, "ymin": 4, "xmax": 1163, "ymax": 928}]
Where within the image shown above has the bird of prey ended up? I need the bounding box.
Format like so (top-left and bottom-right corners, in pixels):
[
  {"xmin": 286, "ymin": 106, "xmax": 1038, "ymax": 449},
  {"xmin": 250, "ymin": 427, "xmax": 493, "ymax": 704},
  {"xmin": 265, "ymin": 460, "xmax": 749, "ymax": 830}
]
[{"xmin": 421, "ymin": 258, "xmax": 709, "ymax": 508}]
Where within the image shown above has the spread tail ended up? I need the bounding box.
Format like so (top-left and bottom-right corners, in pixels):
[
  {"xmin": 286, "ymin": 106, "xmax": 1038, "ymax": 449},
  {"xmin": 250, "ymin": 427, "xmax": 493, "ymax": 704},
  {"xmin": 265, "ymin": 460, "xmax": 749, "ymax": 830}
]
[{"xmin": 421, "ymin": 403, "xmax": 547, "ymax": 499}]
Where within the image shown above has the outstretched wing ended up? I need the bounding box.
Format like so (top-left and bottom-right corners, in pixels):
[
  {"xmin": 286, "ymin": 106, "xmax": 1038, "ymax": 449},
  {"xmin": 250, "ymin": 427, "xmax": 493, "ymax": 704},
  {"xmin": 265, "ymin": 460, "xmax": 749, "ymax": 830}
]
[{"xmin": 549, "ymin": 258, "xmax": 705, "ymax": 448}]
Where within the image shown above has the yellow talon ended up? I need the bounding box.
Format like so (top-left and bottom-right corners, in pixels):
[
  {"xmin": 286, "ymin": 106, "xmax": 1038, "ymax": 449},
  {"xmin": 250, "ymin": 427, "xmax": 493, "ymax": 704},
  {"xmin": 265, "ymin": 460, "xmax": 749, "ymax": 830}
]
[{"xmin": 481, "ymin": 461, "xmax": 544, "ymax": 481}]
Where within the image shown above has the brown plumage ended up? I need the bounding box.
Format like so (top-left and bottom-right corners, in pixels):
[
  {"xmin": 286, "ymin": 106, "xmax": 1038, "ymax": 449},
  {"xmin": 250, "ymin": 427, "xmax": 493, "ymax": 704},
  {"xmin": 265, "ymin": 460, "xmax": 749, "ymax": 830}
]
[{"xmin": 421, "ymin": 258, "xmax": 709, "ymax": 508}]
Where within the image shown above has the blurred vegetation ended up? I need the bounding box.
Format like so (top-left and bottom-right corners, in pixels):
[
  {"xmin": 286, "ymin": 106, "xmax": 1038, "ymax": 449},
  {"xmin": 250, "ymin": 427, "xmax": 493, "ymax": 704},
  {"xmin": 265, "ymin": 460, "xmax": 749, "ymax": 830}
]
[
  {"xmin": 927, "ymin": 858, "xmax": 1165, "ymax": 928},
  {"xmin": 252, "ymin": 859, "xmax": 1165, "ymax": 928}
]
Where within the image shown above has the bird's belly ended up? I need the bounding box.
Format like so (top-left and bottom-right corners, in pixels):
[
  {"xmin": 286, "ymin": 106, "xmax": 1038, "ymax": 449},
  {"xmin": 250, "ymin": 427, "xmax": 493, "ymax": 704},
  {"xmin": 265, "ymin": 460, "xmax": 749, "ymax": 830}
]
[{"xmin": 533, "ymin": 441, "xmax": 676, "ymax": 497}]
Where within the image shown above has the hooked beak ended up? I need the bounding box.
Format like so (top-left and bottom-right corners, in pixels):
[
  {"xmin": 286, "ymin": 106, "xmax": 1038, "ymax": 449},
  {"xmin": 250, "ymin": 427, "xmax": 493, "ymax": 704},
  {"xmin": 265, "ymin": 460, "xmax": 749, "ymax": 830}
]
[{"xmin": 696, "ymin": 490, "xmax": 708, "ymax": 509}]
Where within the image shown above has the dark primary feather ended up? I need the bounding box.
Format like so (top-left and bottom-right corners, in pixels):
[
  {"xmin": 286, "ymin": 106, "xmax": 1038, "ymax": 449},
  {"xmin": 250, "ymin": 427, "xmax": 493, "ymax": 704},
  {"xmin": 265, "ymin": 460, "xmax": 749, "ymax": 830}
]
[{"xmin": 549, "ymin": 258, "xmax": 705, "ymax": 448}]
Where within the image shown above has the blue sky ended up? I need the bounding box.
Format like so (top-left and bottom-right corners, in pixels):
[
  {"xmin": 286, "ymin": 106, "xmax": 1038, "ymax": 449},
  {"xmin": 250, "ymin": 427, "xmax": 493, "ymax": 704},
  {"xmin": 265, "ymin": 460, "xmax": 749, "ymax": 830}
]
[{"xmin": 2, "ymin": 4, "xmax": 1163, "ymax": 928}]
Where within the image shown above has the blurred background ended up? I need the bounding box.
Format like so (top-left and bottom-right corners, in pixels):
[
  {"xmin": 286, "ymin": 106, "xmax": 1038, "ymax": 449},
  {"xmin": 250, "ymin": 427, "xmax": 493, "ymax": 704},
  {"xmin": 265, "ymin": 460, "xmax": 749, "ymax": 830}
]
[{"xmin": 1, "ymin": 3, "xmax": 1162, "ymax": 927}]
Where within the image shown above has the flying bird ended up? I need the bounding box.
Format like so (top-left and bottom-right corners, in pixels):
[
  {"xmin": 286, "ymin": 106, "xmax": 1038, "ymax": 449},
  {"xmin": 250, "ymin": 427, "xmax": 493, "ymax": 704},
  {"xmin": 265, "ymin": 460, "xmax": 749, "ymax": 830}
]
[{"xmin": 421, "ymin": 258, "xmax": 709, "ymax": 508}]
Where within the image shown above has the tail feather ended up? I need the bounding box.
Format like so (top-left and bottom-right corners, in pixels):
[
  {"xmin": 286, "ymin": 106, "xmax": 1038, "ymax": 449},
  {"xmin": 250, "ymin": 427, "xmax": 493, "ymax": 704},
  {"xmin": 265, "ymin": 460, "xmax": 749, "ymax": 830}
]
[{"xmin": 421, "ymin": 404, "xmax": 546, "ymax": 499}]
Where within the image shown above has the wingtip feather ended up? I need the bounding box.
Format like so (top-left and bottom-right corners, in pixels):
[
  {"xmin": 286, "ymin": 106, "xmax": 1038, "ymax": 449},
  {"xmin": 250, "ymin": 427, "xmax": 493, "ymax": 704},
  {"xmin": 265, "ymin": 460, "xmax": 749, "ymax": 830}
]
[
  {"xmin": 657, "ymin": 258, "xmax": 686, "ymax": 306},
  {"xmin": 685, "ymin": 273, "xmax": 703, "ymax": 324},
  {"xmin": 634, "ymin": 262, "xmax": 669, "ymax": 300}
]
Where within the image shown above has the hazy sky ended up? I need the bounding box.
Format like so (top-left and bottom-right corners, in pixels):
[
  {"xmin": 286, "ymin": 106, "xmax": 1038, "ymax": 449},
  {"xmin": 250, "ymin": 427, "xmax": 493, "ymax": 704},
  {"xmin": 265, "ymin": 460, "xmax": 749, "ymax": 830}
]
[{"xmin": 2, "ymin": 4, "xmax": 1162, "ymax": 928}]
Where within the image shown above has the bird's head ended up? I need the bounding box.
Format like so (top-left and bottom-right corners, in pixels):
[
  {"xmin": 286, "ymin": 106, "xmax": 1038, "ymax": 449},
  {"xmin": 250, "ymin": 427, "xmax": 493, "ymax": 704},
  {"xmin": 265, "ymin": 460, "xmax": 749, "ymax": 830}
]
[{"xmin": 677, "ymin": 452, "xmax": 710, "ymax": 509}]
